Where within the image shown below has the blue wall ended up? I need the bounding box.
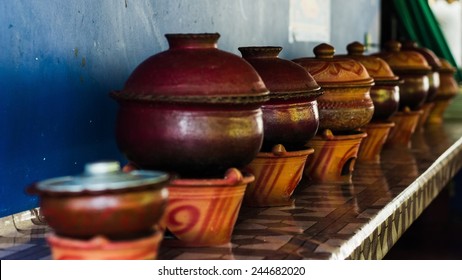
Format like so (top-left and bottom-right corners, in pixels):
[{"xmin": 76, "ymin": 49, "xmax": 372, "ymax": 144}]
[{"xmin": 0, "ymin": 0, "xmax": 380, "ymax": 217}]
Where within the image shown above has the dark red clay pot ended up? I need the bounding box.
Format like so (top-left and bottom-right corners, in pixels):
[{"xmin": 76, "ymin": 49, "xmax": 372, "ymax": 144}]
[
  {"xmin": 239, "ymin": 46, "xmax": 322, "ymax": 151},
  {"xmin": 402, "ymin": 41, "xmax": 441, "ymax": 103},
  {"xmin": 111, "ymin": 33, "xmax": 269, "ymax": 177}
]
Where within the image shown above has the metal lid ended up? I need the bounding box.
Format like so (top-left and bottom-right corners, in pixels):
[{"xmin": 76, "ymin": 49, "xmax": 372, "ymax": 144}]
[{"xmin": 35, "ymin": 161, "xmax": 169, "ymax": 193}]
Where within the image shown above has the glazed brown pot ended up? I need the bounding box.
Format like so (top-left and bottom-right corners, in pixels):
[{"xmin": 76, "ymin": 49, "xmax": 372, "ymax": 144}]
[
  {"xmin": 342, "ymin": 42, "xmax": 400, "ymax": 121},
  {"xmin": 293, "ymin": 43, "xmax": 374, "ymax": 132},
  {"xmin": 239, "ymin": 46, "xmax": 322, "ymax": 151},
  {"xmin": 372, "ymin": 41, "xmax": 431, "ymax": 110},
  {"xmin": 27, "ymin": 162, "xmax": 169, "ymax": 240},
  {"xmin": 435, "ymin": 58, "xmax": 459, "ymax": 102},
  {"xmin": 111, "ymin": 33, "xmax": 269, "ymax": 177},
  {"xmin": 402, "ymin": 41, "xmax": 441, "ymax": 103}
]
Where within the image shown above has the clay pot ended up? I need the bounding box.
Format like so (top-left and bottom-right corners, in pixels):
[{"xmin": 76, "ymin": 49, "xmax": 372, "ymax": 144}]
[
  {"xmin": 239, "ymin": 46, "xmax": 322, "ymax": 150},
  {"xmin": 372, "ymin": 41, "xmax": 431, "ymax": 110},
  {"xmin": 428, "ymin": 58, "xmax": 459, "ymax": 124},
  {"xmin": 27, "ymin": 161, "xmax": 169, "ymax": 240},
  {"xmin": 293, "ymin": 43, "xmax": 374, "ymax": 132},
  {"xmin": 401, "ymin": 41, "xmax": 441, "ymax": 103},
  {"xmin": 243, "ymin": 144, "xmax": 314, "ymax": 207},
  {"xmin": 111, "ymin": 33, "xmax": 269, "ymax": 177},
  {"xmin": 162, "ymin": 168, "xmax": 253, "ymax": 247},
  {"xmin": 343, "ymin": 42, "xmax": 400, "ymax": 121}
]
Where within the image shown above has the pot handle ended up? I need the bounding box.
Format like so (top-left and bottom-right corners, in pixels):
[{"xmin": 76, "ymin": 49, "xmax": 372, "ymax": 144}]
[
  {"xmin": 223, "ymin": 168, "xmax": 244, "ymax": 185},
  {"xmin": 271, "ymin": 144, "xmax": 287, "ymax": 156}
]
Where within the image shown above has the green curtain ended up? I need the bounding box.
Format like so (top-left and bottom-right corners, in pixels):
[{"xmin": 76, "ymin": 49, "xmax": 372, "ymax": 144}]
[{"xmin": 392, "ymin": 0, "xmax": 462, "ymax": 82}]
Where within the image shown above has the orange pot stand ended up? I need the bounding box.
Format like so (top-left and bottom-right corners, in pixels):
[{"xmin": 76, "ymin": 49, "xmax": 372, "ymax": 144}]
[
  {"xmin": 243, "ymin": 144, "xmax": 314, "ymax": 207},
  {"xmin": 161, "ymin": 168, "xmax": 253, "ymax": 247},
  {"xmin": 357, "ymin": 121, "xmax": 395, "ymax": 163},
  {"xmin": 386, "ymin": 107, "xmax": 423, "ymax": 148},
  {"xmin": 304, "ymin": 129, "xmax": 367, "ymax": 184},
  {"xmin": 47, "ymin": 228, "xmax": 163, "ymax": 260},
  {"xmin": 417, "ymin": 102, "xmax": 435, "ymax": 129}
]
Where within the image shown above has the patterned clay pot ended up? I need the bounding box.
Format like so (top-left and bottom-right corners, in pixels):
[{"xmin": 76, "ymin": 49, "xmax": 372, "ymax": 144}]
[
  {"xmin": 111, "ymin": 33, "xmax": 269, "ymax": 177},
  {"xmin": 243, "ymin": 144, "xmax": 314, "ymax": 207},
  {"xmin": 428, "ymin": 58, "xmax": 459, "ymax": 124},
  {"xmin": 27, "ymin": 161, "xmax": 169, "ymax": 240},
  {"xmin": 372, "ymin": 41, "xmax": 431, "ymax": 111},
  {"xmin": 239, "ymin": 46, "xmax": 322, "ymax": 151},
  {"xmin": 293, "ymin": 43, "xmax": 374, "ymax": 132},
  {"xmin": 161, "ymin": 168, "xmax": 253, "ymax": 247},
  {"xmin": 343, "ymin": 41, "xmax": 400, "ymax": 121},
  {"xmin": 47, "ymin": 229, "xmax": 163, "ymax": 260}
]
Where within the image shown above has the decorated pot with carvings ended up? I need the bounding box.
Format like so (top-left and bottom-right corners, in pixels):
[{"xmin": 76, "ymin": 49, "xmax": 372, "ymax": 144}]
[
  {"xmin": 343, "ymin": 41, "xmax": 400, "ymax": 121},
  {"xmin": 239, "ymin": 46, "xmax": 322, "ymax": 151},
  {"xmin": 372, "ymin": 41, "xmax": 431, "ymax": 110},
  {"xmin": 111, "ymin": 33, "xmax": 269, "ymax": 177},
  {"xmin": 293, "ymin": 43, "xmax": 374, "ymax": 132}
]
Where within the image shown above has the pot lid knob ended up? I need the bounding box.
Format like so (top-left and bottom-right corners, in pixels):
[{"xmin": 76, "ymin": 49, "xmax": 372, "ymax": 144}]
[
  {"xmin": 346, "ymin": 41, "xmax": 366, "ymax": 56},
  {"xmin": 385, "ymin": 41, "xmax": 402, "ymax": 52},
  {"xmin": 313, "ymin": 43, "xmax": 335, "ymax": 58},
  {"xmin": 84, "ymin": 161, "xmax": 121, "ymax": 175}
]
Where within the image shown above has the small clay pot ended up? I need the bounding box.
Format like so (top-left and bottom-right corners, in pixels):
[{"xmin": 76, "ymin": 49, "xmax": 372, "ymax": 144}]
[
  {"xmin": 27, "ymin": 161, "xmax": 169, "ymax": 240},
  {"xmin": 342, "ymin": 42, "xmax": 400, "ymax": 121},
  {"xmin": 239, "ymin": 46, "xmax": 322, "ymax": 150},
  {"xmin": 293, "ymin": 43, "xmax": 374, "ymax": 132},
  {"xmin": 372, "ymin": 41, "xmax": 431, "ymax": 110}
]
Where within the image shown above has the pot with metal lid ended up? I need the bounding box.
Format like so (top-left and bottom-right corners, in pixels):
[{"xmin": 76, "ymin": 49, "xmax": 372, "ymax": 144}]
[
  {"xmin": 111, "ymin": 33, "xmax": 269, "ymax": 177},
  {"xmin": 342, "ymin": 41, "xmax": 400, "ymax": 121},
  {"xmin": 293, "ymin": 43, "xmax": 375, "ymax": 132},
  {"xmin": 27, "ymin": 161, "xmax": 170, "ymax": 240},
  {"xmin": 372, "ymin": 41, "xmax": 431, "ymax": 110},
  {"xmin": 239, "ymin": 46, "xmax": 322, "ymax": 151}
]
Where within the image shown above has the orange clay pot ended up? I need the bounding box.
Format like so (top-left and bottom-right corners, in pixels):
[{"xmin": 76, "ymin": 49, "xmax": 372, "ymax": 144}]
[
  {"xmin": 304, "ymin": 129, "xmax": 367, "ymax": 183},
  {"xmin": 357, "ymin": 121, "xmax": 395, "ymax": 163},
  {"xmin": 47, "ymin": 229, "xmax": 163, "ymax": 260},
  {"xmin": 243, "ymin": 144, "xmax": 314, "ymax": 207},
  {"xmin": 161, "ymin": 168, "xmax": 253, "ymax": 247}
]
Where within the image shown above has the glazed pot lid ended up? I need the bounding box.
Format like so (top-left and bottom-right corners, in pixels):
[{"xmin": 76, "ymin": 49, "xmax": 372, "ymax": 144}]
[
  {"xmin": 292, "ymin": 43, "xmax": 374, "ymax": 88},
  {"xmin": 401, "ymin": 41, "xmax": 442, "ymax": 71},
  {"xmin": 343, "ymin": 41, "xmax": 400, "ymax": 84},
  {"xmin": 34, "ymin": 161, "xmax": 169, "ymax": 194},
  {"xmin": 112, "ymin": 33, "xmax": 269, "ymax": 104},
  {"xmin": 238, "ymin": 46, "xmax": 322, "ymax": 99},
  {"xmin": 372, "ymin": 41, "xmax": 432, "ymax": 74},
  {"xmin": 439, "ymin": 58, "xmax": 457, "ymax": 74}
]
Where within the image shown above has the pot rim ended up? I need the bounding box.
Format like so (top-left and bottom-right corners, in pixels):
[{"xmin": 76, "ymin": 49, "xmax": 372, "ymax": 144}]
[
  {"xmin": 110, "ymin": 90, "xmax": 270, "ymax": 104},
  {"xmin": 169, "ymin": 168, "xmax": 254, "ymax": 186}
]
